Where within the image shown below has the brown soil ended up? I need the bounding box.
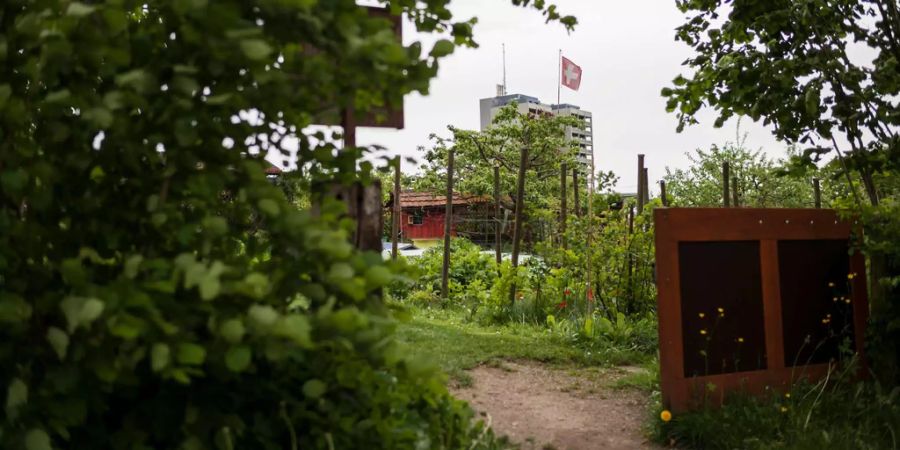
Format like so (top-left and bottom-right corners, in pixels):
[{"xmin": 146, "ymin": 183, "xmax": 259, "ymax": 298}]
[{"xmin": 451, "ymin": 361, "xmax": 660, "ymax": 450}]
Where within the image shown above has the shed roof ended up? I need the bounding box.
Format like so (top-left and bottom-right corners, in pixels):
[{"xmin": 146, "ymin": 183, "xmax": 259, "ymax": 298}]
[{"xmin": 388, "ymin": 190, "xmax": 493, "ymax": 208}]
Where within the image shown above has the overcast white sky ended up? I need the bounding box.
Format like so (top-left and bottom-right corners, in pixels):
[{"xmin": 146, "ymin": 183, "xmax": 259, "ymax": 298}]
[{"xmin": 352, "ymin": 0, "xmax": 789, "ymax": 193}]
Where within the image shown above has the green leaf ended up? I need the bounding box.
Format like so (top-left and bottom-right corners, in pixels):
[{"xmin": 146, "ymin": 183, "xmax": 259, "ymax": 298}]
[
  {"xmin": 429, "ymin": 39, "xmax": 455, "ymax": 58},
  {"xmin": 176, "ymin": 343, "xmax": 206, "ymax": 365},
  {"xmin": 328, "ymin": 262, "xmax": 354, "ymax": 281},
  {"xmin": 272, "ymin": 315, "xmax": 312, "ymax": 347},
  {"xmin": 151, "ymin": 343, "xmax": 171, "ymax": 372},
  {"xmin": 46, "ymin": 327, "xmax": 69, "ymax": 360},
  {"xmin": 24, "ymin": 428, "xmax": 52, "ymax": 450},
  {"xmin": 6, "ymin": 378, "xmax": 28, "ymax": 420},
  {"xmin": 302, "ymin": 379, "xmax": 327, "ymax": 399},
  {"xmin": 225, "ymin": 346, "xmax": 251, "ymax": 372},
  {"xmin": 66, "ymin": 2, "xmax": 96, "ymax": 17},
  {"xmin": 0, "ymin": 84, "xmax": 10, "ymax": 107},
  {"xmin": 0, "ymin": 294, "xmax": 32, "ymax": 323},
  {"xmin": 124, "ymin": 255, "xmax": 143, "ymax": 279},
  {"xmin": 257, "ymin": 199, "xmax": 280, "ymax": 217},
  {"xmin": 202, "ymin": 216, "xmax": 228, "ymax": 237},
  {"xmin": 248, "ymin": 304, "xmax": 279, "ymax": 329},
  {"xmin": 219, "ymin": 319, "xmax": 245, "ymax": 344},
  {"xmin": 60, "ymin": 297, "xmax": 105, "ymax": 333},
  {"xmin": 364, "ymin": 266, "xmax": 392, "ymax": 287},
  {"xmin": 240, "ymin": 39, "xmax": 273, "ymax": 61}
]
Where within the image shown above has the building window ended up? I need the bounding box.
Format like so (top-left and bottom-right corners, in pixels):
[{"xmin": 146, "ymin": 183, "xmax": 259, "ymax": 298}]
[{"xmin": 408, "ymin": 212, "xmax": 424, "ymax": 225}]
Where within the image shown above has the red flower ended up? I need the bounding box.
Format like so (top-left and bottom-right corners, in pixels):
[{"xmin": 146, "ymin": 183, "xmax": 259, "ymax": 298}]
[
  {"xmin": 564, "ymin": 288, "xmax": 572, "ymax": 296},
  {"xmin": 557, "ymin": 301, "xmax": 567, "ymax": 309}
]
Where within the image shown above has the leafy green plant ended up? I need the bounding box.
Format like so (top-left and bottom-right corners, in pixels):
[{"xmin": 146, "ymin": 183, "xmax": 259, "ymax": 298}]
[{"xmin": 0, "ymin": 0, "xmax": 576, "ymax": 448}]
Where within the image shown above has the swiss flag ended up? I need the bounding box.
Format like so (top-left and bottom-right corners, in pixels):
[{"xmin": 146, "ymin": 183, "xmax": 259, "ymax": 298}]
[{"xmin": 561, "ymin": 56, "xmax": 582, "ymax": 91}]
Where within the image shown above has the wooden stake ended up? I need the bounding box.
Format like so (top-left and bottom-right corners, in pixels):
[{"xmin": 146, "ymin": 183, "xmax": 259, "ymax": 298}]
[
  {"xmin": 660, "ymin": 180, "xmax": 669, "ymax": 207},
  {"xmin": 642, "ymin": 167, "xmax": 650, "ymax": 204},
  {"xmin": 441, "ymin": 149, "xmax": 455, "ymax": 300},
  {"xmin": 391, "ymin": 157, "xmax": 401, "ymax": 260},
  {"xmin": 814, "ymin": 178, "xmax": 822, "ymax": 208},
  {"xmin": 723, "ymin": 161, "xmax": 731, "ymax": 208},
  {"xmin": 494, "ymin": 165, "xmax": 502, "ymax": 265},
  {"xmin": 731, "ymin": 173, "xmax": 740, "ymax": 207},
  {"xmin": 573, "ymin": 168, "xmax": 581, "ymax": 218},
  {"xmin": 637, "ymin": 154, "xmax": 646, "ymax": 214},
  {"xmin": 341, "ymin": 108, "xmax": 356, "ymax": 149},
  {"xmin": 560, "ymin": 162, "xmax": 567, "ymax": 249},
  {"xmin": 508, "ymin": 143, "xmax": 529, "ymax": 305}
]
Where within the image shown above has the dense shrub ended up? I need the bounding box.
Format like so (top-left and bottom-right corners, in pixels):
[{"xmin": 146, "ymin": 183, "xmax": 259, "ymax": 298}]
[{"xmin": 0, "ymin": 1, "xmax": 580, "ymax": 448}]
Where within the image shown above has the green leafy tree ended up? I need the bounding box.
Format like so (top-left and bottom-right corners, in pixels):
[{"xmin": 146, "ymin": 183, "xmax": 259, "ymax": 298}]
[
  {"xmin": 664, "ymin": 141, "xmax": 825, "ymax": 208},
  {"xmin": 0, "ymin": 0, "xmax": 574, "ymax": 448}
]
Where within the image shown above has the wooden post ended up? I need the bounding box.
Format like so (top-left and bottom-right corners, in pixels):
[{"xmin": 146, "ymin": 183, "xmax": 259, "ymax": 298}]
[
  {"xmin": 660, "ymin": 180, "xmax": 669, "ymax": 207},
  {"xmin": 560, "ymin": 162, "xmax": 567, "ymax": 249},
  {"xmin": 637, "ymin": 154, "xmax": 645, "ymax": 214},
  {"xmin": 731, "ymin": 174, "xmax": 740, "ymax": 207},
  {"xmin": 494, "ymin": 165, "xmax": 502, "ymax": 265},
  {"xmin": 392, "ymin": 157, "xmax": 401, "ymax": 260},
  {"xmin": 311, "ymin": 182, "xmax": 382, "ymax": 252},
  {"xmin": 509, "ymin": 144, "xmax": 529, "ymax": 305},
  {"xmin": 814, "ymin": 178, "xmax": 822, "ymax": 208},
  {"xmin": 341, "ymin": 108, "xmax": 356, "ymax": 149},
  {"xmin": 723, "ymin": 161, "xmax": 731, "ymax": 207},
  {"xmin": 441, "ymin": 150, "xmax": 455, "ymax": 300},
  {"xmin": 572, "ymin": 168, "xmax": 581, "ymax": 218},
  {"xmin": 642, "ymin": 167, "xmax": 650, "ymax": 204},
  {"xmin": 626, "ymin": 205, "xmax": 635, "ymax": 307}
]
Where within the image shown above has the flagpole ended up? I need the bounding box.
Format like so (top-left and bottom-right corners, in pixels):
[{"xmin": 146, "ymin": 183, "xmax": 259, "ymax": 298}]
[{"xmin": 556, "ymin": 49, "xmax": 562, "ymax": 106}]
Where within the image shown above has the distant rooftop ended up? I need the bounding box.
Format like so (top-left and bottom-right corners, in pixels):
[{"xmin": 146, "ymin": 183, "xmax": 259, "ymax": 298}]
[
  {"xmin": 482, "ymin": 93, "xmax": 542, "ymax": 108},
  {"xmin": 551, "ymin": 103, "xmax": 582, "ymax": 110}
]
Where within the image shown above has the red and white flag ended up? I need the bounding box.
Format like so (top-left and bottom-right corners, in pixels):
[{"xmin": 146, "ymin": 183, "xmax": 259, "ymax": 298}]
[{"xmin": 561, "ymin": 56, "xmax": 582, "ymax": 91}]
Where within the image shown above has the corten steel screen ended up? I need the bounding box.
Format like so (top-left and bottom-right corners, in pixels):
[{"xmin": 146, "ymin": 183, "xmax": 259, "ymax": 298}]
[
  {"xmin": 679, "ymin": 241, "xmax": 767, "ymax": 377},
  {"xmin": 778, "ymin": 239, "xmax": 855, "ymax": 367},
  {"xmin": 654, "ymin": 209, "xmax": 868, "ymax": 413}
]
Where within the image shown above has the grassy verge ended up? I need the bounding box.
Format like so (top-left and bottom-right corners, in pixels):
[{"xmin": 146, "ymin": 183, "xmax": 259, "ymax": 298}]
[
  {"xmin": 648, "ymin": 363, "xmax": 900, "ymax": 449},
  {"xmin": 394, "ymin": 307, "xmax": 653, "ymax": 385}
]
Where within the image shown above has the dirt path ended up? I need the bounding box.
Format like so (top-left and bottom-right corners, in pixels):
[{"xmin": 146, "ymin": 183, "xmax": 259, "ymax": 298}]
[{"xmin": 451, "ymin": 361, "xmax": 659, "ymax": 450}]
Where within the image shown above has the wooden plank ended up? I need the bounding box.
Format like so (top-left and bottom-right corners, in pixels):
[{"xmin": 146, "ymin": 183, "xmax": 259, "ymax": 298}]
[
  {"xmin": 441, "ymin": 150, "xmax": 455, "ymax": 299},
  {"xmin": 760, "ymin": 240, "xmax": 786, "ymax": 371}
]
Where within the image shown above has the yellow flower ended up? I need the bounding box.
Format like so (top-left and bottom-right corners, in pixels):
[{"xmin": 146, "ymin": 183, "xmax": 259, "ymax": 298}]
[
  {"xmin": 717, "ymin": 307, "xmax": 724, "ymax": 313},
  {"xmin": 785, "ymin": 393, "xmax": 791, "ymax": 399},
  {"xmin": 848, "ymin": 273, "xmax": 857, "ymax": 280},
  {"xmin": 737, "ymin": 337, "xmax": 745, "ymax": 343},
  {"xmin": 698, "ymin": 313, "xmax": 705, "ymax": 318},
  {"xmin": 700, "ymin": 329, "xmax": 707, "ymax": 335},
  {"xmin": 833, "ymin": 297, "xmax": 838, "ymax": 302},
  {"xmin": 660, "ymin": 410, "xmax": 672, "ymax": 422},
  {"xmin": 845, "ymin": 299, "xmax": 852, "ymax": 304},
  {"xmin": 780, "ymin": 406, "xmax": 788, "ymax": 413},
  {"xmin": 828, "ymin": 282, "xmax": 835, "ymax": 287}
]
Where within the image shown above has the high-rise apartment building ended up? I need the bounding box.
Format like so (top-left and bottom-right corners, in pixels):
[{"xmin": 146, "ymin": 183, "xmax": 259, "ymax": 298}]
[{"xmin": 479, "ymin": 93, "xmax": 593, "ymax": 170}]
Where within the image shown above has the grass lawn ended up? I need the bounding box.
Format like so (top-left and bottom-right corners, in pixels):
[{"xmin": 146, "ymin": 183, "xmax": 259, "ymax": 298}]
[{"xmin": 394, "ymin": 307, "xmax": 654, "ymax": 385}]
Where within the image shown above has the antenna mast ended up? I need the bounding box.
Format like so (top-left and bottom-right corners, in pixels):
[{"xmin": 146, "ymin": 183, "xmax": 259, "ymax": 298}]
[{"xmin": 502, "ymin": 43, "xmax": 507, "ymax": 95}]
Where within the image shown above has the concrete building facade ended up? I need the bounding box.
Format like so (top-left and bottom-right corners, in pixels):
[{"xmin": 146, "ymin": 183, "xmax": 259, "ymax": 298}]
[{"xmin": 478, "ymin": 93, "xmax": 594, "ymax": 170}]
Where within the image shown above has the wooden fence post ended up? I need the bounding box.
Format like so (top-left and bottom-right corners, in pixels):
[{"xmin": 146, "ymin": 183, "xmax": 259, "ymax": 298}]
[
  {"xmin": 560, "ymin": 162, "xmax": 567, "ymax": 249},
  {"xmin": 723, "ymin": 161, "xmax": 731, "ymax": 208},
  {"xmin": 573, "ymin": 168, "xmax": 581, "ymax": 218},
  {"xmin": 814, "ymin": 178, "xmax": 822, "ymax": 208},
  {"xmin": 731, "ymin": 174, "xmax": 740, "ymax": 207},
  {"xmin": 642, "ymin": 167, "xmax": 650, "ymax": 204},
  {"xmin": 660, "ymin": 180, "xmax": 669, "ymax": 207},
  {"xmin": 392, "ymin": 157, "xmax": 401, "ymax": 260},
  {"xmin": 508, "ymin": 144, "xmax": 529, "ymax": 305},
  {"xmin": 441, "ymin": 149, "xmax": 455, "ymax": 300},
  {"xmin": 637, "ymin": 154, "xmax": 646, "ymax": 214}
]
